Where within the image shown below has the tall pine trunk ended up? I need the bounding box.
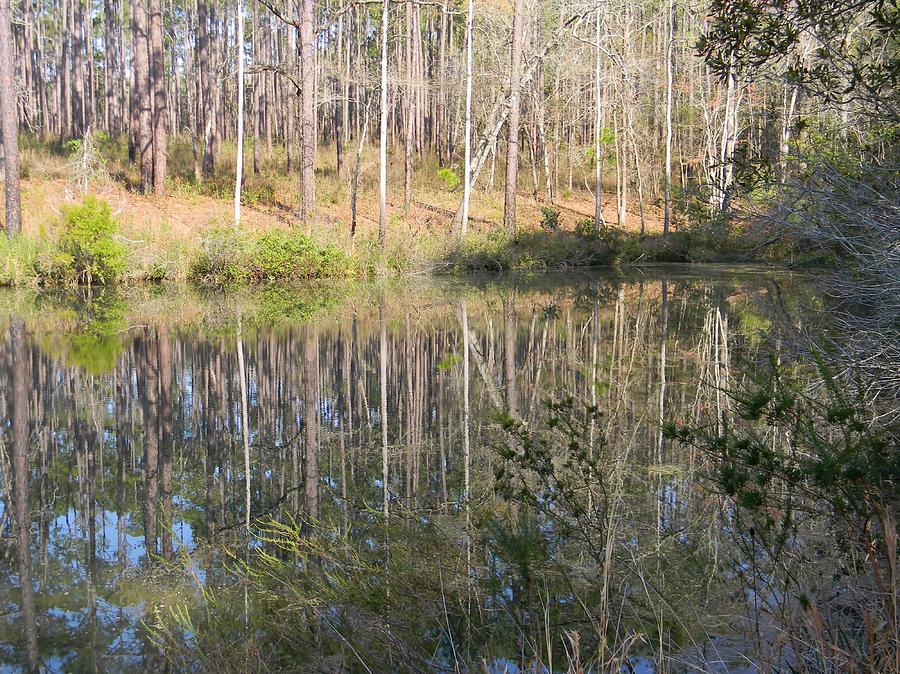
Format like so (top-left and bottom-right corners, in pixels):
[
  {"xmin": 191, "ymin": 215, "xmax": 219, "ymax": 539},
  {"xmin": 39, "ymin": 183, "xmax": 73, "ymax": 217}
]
[
  {"xmin": 73, "ymin": 0, "xmax": 86, "ymax": 135},
  {"xmin": 199, "ymin": 0, "xmax": 214, "ymax": 176},
  {"xmin": 149, "ymin": 0, "xmax": 167, "ymax": 195},
  {"xmin": 298, "ymin": 0, "xmax": 316, "ymax": 224},
  {"xmin": 132, "ymin": 0, "xmax": 153, "ymax": 192},
  {"xmin": 455, "ymin": 0, "xmax": 474, "ymax": 238},
  {"xmin": 0, "ymin": 0, "xmax": 21, "ymax": 236},
  {"xmin": 503, "ymin": 0, "xmax": 524, "ymax": 238},
  {"xmin": 104, "ymin": 0, "xmax": 119, "ymax": 133},
  {"xmin": 235, "ymin": 0, "xmax": 245, "ymax": 225}
]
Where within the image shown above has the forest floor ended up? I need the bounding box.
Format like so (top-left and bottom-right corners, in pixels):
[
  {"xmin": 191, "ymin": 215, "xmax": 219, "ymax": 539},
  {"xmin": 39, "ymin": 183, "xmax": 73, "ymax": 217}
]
[
  {"xmin": 17, "ymin": 145, "xmax": 664, "ymax": 243},
  {"xmin": 2, "ymin": 136, "xmax": 743, "ymax": 287}
]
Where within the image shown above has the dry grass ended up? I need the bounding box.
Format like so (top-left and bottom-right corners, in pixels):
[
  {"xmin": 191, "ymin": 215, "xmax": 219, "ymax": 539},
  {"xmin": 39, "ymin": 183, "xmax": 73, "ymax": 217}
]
[{"xmin": 8, "ymin": 137, "xmax": 664, "ymax": 247}]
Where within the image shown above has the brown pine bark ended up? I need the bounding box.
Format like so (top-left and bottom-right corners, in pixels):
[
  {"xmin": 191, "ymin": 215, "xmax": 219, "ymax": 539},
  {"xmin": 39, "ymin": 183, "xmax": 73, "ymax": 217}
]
[
  {"xmin": 132, "ymin": 0, "xmax": 153, "ymax": 191},
  {"xmin": 436, "ymin": 0, "xmax": 448, "ymax": 165},
  {"xmin": 252, "ymin": 0, "xmax": 260, "ymax": 174},
  {"xmin": 60, "ymin": 0, "xmax": 72, "ymax": 137},
  {"xmin": 298, "ymin": 0, "xmax": 316, "ymax": 224},
  {"xmin": 149, "ymin": 0, "xmax": 167, "ymax": 195},
  {"xmin": 73, "ymin": 0, "xmax": 86, "ymax": 134},
  {"xmin": 198, "ymin": 0, "xmax": 214, "ymax": 176},
  {"xmin": 285, "ymin": 0, "xmax": 296, "ymax": 173},
  {"xmin": 104, "ymin": 0, "xmax": 119, "ymax": 133},
  {"xmin": 0, "ymin": 0, "xmax": 21, "ymax": 237}
]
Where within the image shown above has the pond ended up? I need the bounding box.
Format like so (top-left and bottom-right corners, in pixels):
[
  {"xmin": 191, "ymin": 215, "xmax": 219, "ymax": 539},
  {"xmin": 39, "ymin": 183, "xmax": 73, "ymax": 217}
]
[{"xmin": 0, "ymin": 267, "xmax": 817, "ymax": 672}]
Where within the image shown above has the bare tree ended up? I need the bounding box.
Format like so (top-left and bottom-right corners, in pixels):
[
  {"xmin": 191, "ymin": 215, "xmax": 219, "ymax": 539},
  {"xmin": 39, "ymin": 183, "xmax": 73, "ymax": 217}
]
[
  {"xmin": 378, "ymin": 0, "xmax": 389, "ymax": 249},
  {"xmin": 456, "ymin": 0, "xmax": 475, "ymax": 239},
  {"xmin": 503, "ymin": 0, "xmax": 525, "ymax": 239},
  {"xmin": 663, "ymin": 0, "xmax": 674, "ymax": 234},
  {"xmin": 593, "ymin": 4, "xmax": 604, "ymax": 233}
]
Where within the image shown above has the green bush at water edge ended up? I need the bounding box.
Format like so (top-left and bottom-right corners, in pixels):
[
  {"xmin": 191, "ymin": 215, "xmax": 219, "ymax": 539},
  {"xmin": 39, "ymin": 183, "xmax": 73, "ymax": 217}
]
[{"xmin": 189, "ymin": 226, "xmax": 355, "ymax": 286}]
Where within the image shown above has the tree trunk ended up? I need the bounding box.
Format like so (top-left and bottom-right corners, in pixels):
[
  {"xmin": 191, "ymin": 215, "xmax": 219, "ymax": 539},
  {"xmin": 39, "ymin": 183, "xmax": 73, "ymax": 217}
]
[
  {"xmin": 73, "ymin": 0, "xmax": 86, "ymax": 135},
  {"xmin": 199, "ymin": 0, "xmax": 214, "ymax": 176},
  {"xmin": 61, "ymin": 0, "xmax": 71, "ymax": 137},
  {"xmin": 9, "ymin": 322, "xmax": 39, "ymax": 672},
  {"xmin": 403, "ymin": 0, "xmax": 413, "ymax": 207},
  {"xmin": 149, "ymin": 0, "xmax": 168, "ymax": 195},
  {"xmin": 502, "ymin": 0, "xmax": 524, "ymax": 238},
  {"xmin": 663, "ymin": 0, "xmax": 674, "ymax": 234},
  {"xmin": 303, "ymin": 326, "xmax": 319, "ymax": 520},
  {"xmin": 378, "ymin": 0, "xmax": 389, "ymax": 249},
  {"xmin": 132, "ymin": 0, "xmax": 153, "ymax": 192},
  {"xmin": 593, "ymin": 7, "xmax": 604, "ymax": 232},
  {"xmin": 252, "ymin": 0, "xmax": 260, "ymax": 174},
  {"xmin": 454, "ymin": 0, "xmax": 474, "ymax": 238},
  {"xmin": 436, "ymin": 0, "xmax": 448, "ymax": 166},
  {"xmin": 285, "ymin": 0, "xmax": 296, "ymax": 172},
  {"xmin": 0, "ymin": 0, "xmax": 21, "ymax": 237},
  {"xmin": 236, "ymin": 0, "xmax": 245, "ymax": 224},
  {"xmin": 298, "ymin": 0, "xmax": 316, "ymax": 224},
  {"xmin": 104, "ymin": 0, "xmax": 119, "ymax": 133}
]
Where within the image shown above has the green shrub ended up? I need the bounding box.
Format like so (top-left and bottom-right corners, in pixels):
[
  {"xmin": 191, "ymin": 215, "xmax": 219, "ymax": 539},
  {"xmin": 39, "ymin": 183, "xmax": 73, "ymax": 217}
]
[
  {"xmin": 51, "ymin": 197, "xmax": 127, "ymax": 285},
  {"xmin": 539, "ymin": 206, "xmax": 560, "ymax": 231},
  {"xmin": 189, "ymin": 227, "xmax": 353, "ymax": 286},
  {"xmin": 242, "ymin": 176, "xmax": 279, "ymax": 207},
  {"xmin": 188, "ymin": 227, "xmax": 250, "ymax": 286},
  {"xmin": 437, "ymin": 167, "xmax": 461, "ymax": 191},
  {"xmin": 249, "ymin": 229, "xmax": 353, "ymax": 282},
  {"xmin": 574, "ymin": 217, "xmax": 596, "ymax": 238}
]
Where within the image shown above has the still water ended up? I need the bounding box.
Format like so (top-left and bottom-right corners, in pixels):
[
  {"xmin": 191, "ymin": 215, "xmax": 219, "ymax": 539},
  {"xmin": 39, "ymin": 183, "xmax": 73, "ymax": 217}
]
[{"xmin": 0, "ymin": 268, "xmax": 810, "ymax": 672}]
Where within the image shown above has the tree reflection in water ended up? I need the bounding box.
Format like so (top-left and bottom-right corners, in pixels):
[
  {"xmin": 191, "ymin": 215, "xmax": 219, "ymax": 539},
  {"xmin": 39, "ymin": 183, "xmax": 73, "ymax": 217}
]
[{"xmin": 0, "ymin": 271, "xmax": 813, "ymax": 671}]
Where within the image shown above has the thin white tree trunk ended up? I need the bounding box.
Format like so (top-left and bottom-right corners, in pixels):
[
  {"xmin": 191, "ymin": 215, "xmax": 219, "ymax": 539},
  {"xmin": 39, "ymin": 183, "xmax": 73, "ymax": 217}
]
[
  {"xmin": 461, "ymin": 299, "xmax": 471, "ymax": 570},
  {"xmin": 380, "ymin": 300, "xmax": 389, "ymax": 516},
  {"xmin": 663, "ymin": 0, "xmax": 673, "ymax": 234},
  {"xmin": 378, "ymin": 0, "xmax": 389, "ymax": 249},
  {"xmin": 593, "ymin": 5, "xmax": 603, "ymax": 232},
  {"xmin": 235, "ymin": 0, "xmax": 245, "ymax": 227},
  {"xmin": 459, "ymin": 0, "xmax": 474, "ymax": 238}
]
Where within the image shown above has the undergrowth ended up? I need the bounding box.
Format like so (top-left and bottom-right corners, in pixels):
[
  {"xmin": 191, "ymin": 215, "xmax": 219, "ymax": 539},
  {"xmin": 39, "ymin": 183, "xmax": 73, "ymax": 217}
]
[{"xmin": 189, "ymin": 227, "xmax": 355, "ymax": 286}]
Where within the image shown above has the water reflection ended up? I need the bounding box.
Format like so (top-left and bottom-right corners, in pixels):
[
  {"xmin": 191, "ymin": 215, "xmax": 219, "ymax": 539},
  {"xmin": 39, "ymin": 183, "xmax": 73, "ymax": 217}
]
[{"xmin": 0, "ymin": 270, "xmax": 798, "ymax": 671}]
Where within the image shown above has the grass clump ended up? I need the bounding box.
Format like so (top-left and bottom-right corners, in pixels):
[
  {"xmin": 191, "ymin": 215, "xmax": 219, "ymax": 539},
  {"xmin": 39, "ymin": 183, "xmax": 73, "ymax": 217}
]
[
  {"xmin": 188, "ymin": 227, "xmax": 252, "ymax": 285},
  {"xmin": 189, "ymin": 227, "xmax": 354, "ymax": 286},
  {"xmin": 447, "ymin": 229, "xmax": 617, "ymax": 271},
  {"xmin": 0, "ymin": 234, "xmax": 42, "ymax": 287}
]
